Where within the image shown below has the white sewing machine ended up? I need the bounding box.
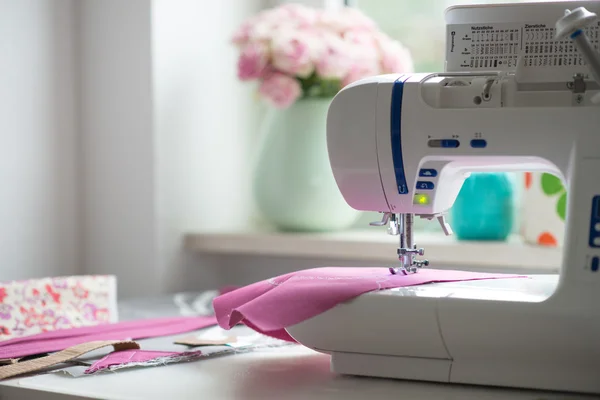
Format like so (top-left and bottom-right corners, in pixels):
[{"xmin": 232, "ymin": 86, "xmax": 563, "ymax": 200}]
[{"xmin": 287, "ymin": 1, "xmax": 600, "ymax": 395}]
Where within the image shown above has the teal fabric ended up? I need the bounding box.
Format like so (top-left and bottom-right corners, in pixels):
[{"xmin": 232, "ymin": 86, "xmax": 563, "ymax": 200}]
[{"xmin": 451, "ymin": 173, "xmax": 514, "ymax": 241}]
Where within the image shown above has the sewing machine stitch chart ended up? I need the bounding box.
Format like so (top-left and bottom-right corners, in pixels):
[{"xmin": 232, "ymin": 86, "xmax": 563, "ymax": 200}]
[{"xmin": 447, "ymin": 21, "xmax": 600, "ymax": 70}]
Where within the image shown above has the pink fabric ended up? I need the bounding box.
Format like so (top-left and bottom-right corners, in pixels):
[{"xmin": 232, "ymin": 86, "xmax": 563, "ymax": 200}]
[
  {"xmin": 85, "ymin": 350, "xmax": 178, "ymax": 373},
  {"xmin": 0, "ymin": 316, "xmax": 217, "ymax": 359},
  {"xmin": 213, "ymin": 267, "xmax": 525, "ymax": 342},
  {"xmin": 84, "ymin": 349, "xmax": 207, "ymax": 374}
]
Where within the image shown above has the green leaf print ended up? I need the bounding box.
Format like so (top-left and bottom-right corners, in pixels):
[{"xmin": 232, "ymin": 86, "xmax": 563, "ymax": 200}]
[
  {"xmin": 556, "ymin": 192, "xmax": 567, "ymax": 221},
  {"xmin": 541, "ymin": 173, "xmax": 563, "ymax": 196}
]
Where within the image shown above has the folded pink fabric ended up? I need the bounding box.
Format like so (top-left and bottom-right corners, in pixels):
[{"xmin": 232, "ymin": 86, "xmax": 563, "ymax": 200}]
[
  {"xmin": 0, "ymin": 316, "xmax": 217, "ymax": 359},
  {"xmin": 86, "ymin": 349, "xmax": 177, "ymax": 373},
  {"xmin": 213, "ymin": 267, "xmax": 524, "ymax": 342},
  {"xmin": 84, "ymin": 349, "xmax": 204, "ymax": 374}
]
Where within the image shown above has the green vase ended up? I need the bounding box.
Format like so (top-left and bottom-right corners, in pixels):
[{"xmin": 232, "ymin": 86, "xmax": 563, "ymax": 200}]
[{"xmin": 253, "ymin": 97, "xmax": 360, "ymax": 232}]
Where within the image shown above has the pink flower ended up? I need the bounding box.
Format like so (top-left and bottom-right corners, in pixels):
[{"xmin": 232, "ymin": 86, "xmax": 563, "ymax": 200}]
[
  {"xmin": 237, "ymin": 42, "xmax": 269, "ymax": 81},
  {"xmin": 315, "ymin": 34, "xmax": 353, "ymax": 79},
  {"xmin": 246, "ymin": 8, "xmax": 290, "ymax": 41},
  {"xmin": 272, "ymin": 31, "xmax": 316, "ymax": 78},
  {"xmin": 259, "ymin": 73, "xmax": 302, "ymax": 108},
  {"xmin": 378, "ymin": 37, "xmax": 414, "ymax": 74},
  {"xmin": 232, "ymin": 4, "xmax": 414, "ymax": 102},
  {"xmin": 342, "ymin": 61, "xmax": 380, "ymax": 87},
  {"xmin": 343, "ymin": 30, "xmax": 378, "ymax": 50},
  {"xmin": 250, "ymin": 20, "xmax": 279, "ymax": 42},
  {"xmin": 231, "ymin": 19, "xmax": 253, "ymax": 46},
  {"xmin": 341, "ymin": 31, "xmax": 381, "ymax": 85}
]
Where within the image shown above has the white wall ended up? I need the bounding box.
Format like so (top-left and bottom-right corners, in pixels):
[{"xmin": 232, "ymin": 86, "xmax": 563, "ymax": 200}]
[
  {"xmin": 79, "ymin": 0, "xmax": 159, "ymax": 297},
  {"xmin": 76, "ymin": 0, "xmax": 265, "ymax": 297},
  {"xmin": 0, "ymin": 0, "xmax": 80, "ymax": 280},
  {"xmin": 0, "ymin": 0, "xmax": 347, "ymax": 295},
  {"xmin": 151, "ymin": 0, "xmax": 265, "ymax": 293}
]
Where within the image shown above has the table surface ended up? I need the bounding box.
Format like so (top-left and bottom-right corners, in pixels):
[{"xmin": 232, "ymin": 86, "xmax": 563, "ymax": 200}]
[
  {"xmin": 1, "ymin": 292, "xmax": 596, "ymax": 400},
  {"xmin": 1, "ymin": 344, "xmax": 598, "ymax": 400}
]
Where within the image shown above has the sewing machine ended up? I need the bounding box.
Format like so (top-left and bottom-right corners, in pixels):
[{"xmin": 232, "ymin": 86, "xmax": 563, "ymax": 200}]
[{"xmin": 287, "ymin": 1, "xmax": 600, "ymax": 395}]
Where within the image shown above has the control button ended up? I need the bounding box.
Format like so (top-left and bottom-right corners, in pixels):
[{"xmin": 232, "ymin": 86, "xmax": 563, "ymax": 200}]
[
  {"xmin": 592, "ymin": 256, "xmax": 599, "ymax": 272},
  {"xmin": 470, "ymin": 139, "xmax": 487, "ymax": 148},
  {"xmin": 595, "ymin": 223, "xmax": 600, "ymax": 232},
  {"xmin": 441, "ymin": 139, "xmax": 460, "ymax": 148},
  {"xmin": 594, "ymin": 237, "xmax": 600, "ymax": 246},
  {"xmin": 419, "ymin": 169, "xmax": 438, "ymax": 177},
  {"xmin": 416, "ymin": 181, "xmax": 435, "ymax": 190}
]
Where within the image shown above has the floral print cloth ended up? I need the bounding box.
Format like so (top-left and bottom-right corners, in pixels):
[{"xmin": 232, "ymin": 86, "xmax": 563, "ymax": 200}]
[
  {"xmin": 522, "ymin": 172, "xmax": 566, "ymax": 247},
  {"xmin": 0, "ymin": 276, "xmax": 117, "ymax": 341}
]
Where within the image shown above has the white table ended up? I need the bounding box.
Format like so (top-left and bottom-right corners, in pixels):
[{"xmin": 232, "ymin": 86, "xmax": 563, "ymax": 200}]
[{"xmin": 0, "ymin": 345, "xmax": 597, "ymax": 400}]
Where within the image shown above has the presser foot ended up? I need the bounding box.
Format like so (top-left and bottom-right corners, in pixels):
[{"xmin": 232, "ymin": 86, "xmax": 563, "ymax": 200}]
[
  {"xmin": 388, "ymin": 259, "xmax": 429, "ymax": 275},
  {"xmin": 370, "ymin": 212, "xmax": 432, "ymax": 275},
  {"xmin": 389, "ymin": 244, "xmax": 429, "ymax": 275},
  {"xmin": 390, "ymin": 246, "xmax": 429, "ymax": 275}
]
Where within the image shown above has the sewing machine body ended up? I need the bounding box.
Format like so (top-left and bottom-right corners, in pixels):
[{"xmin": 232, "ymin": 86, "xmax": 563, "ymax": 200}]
[
  {"xmin": 287, "ymin": 1, "xmax": 600, "ymax": 394},
  {"xmin": 287, "ymin": 276, "xmax": 591, "ymax": 390}
]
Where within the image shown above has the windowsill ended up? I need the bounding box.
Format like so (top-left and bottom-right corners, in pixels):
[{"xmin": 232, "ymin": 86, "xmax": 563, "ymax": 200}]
[{"xmin": 184, "ymin": 230, "xmax": 561, "ymax": 272}]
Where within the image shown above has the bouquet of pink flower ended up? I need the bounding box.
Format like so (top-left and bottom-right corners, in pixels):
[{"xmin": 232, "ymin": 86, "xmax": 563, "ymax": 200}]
[{"xmin": 232, "ymin": 4, "xmax": 414, "ymax": 108}]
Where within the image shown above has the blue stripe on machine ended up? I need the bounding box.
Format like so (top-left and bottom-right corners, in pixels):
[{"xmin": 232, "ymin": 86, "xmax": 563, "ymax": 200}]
[
  {"xmin": 589, "ymin": 195, "xmax": 600, "ymax": 248},
  {"xmin": 390, "ymin": 76, "xmax": 410, "ymax": 194}
]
